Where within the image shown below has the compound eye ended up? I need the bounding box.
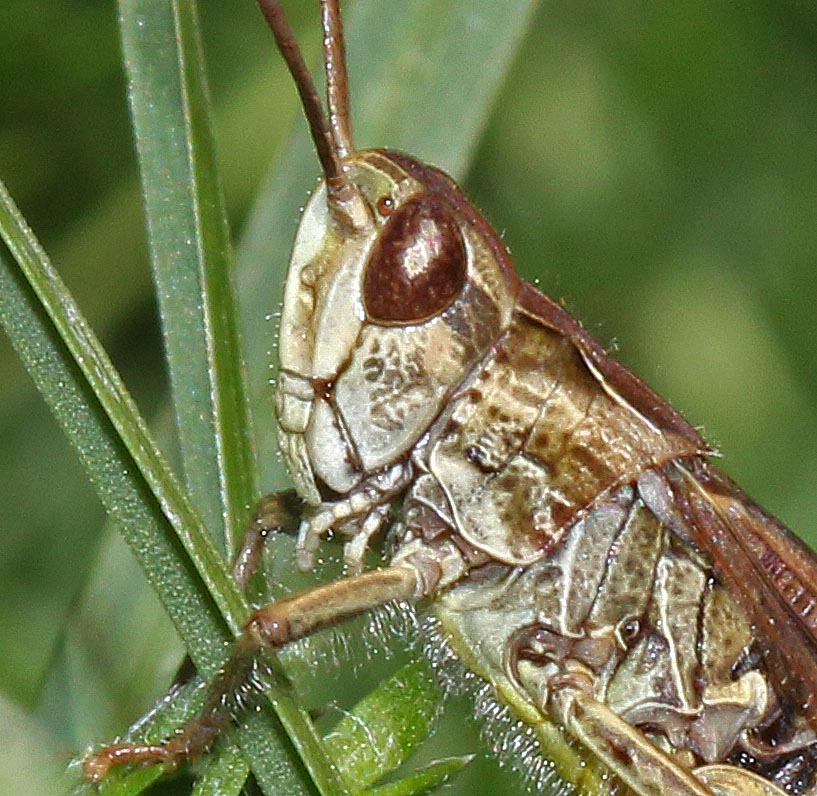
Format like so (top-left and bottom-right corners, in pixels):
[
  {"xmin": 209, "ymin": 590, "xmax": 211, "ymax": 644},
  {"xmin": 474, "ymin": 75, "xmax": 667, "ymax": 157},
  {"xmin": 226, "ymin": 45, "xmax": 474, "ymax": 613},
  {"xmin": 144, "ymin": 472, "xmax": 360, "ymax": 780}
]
[{"xmin": 363, "ymin": 194, "xmax": 467, "ymax": 324}]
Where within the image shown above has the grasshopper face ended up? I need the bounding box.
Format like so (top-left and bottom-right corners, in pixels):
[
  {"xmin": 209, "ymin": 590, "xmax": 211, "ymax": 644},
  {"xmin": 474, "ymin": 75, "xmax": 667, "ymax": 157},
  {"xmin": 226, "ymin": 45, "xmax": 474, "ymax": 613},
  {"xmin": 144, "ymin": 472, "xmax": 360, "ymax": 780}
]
[{"xmin": 276, "ymin": 150, "xmax": 518, "ymax": 504}]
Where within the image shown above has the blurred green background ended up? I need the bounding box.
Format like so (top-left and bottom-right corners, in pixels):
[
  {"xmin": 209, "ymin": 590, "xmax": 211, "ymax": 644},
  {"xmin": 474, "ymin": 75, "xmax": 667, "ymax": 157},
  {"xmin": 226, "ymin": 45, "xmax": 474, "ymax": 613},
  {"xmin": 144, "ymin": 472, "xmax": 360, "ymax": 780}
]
[{"xmin": 1, "ymin": 1, "xmax": 816, "ymax": 795}]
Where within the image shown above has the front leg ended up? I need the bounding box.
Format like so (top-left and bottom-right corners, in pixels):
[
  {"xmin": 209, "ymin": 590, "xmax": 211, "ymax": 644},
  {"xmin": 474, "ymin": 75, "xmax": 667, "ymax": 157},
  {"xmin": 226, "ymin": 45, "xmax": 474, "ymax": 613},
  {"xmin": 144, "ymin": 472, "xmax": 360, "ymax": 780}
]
[
  {"xmin": 295, "ymin": 462, "xmax": 411, "ymax": 573},
  {"xmin": 172, "ymin": 490, "xmax": 302, "ymax": 686},
  {"xmin": 231, "ymin": 489, "xmax": 302, "ymax": 592},
  {"xmin": 83, "ymin": 561, "xmax": 432, "ymax": 782},
  {"xmin": 548, "ymin": 667, "xmax": 788, "ymax": 796}
]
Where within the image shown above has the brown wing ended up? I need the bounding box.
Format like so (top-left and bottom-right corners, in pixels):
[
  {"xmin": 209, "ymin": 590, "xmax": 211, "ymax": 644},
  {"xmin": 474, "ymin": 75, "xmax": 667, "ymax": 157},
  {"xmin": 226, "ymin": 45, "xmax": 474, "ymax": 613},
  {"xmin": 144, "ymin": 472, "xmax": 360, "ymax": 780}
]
[{"xmin": 667, "ymin": 457, "xmax": 817, "ymax": 729}]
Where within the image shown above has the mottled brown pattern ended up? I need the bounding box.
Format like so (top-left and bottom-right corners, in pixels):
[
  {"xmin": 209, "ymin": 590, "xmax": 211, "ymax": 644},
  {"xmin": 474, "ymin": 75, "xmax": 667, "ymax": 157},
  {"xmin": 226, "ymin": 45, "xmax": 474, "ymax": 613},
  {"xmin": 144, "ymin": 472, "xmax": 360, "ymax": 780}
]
[
  {"xmin": 87, "ymin": 3, "xmax": 817, "ymax": 792},
  {"xmin": 517, "ymin": 282, "xmax": 707, "ymax": 452},
  {"xmin": 438, "ymin": 480, "xmax": 817, "ymax": 790},
  {"xmin": 429, "ymin": 310, "xmax": 707, "ymax": 564},
  {"xmin": 700, "ymin": 584, "xmax": 752, "ymax": 686},
  {"xmin": 587, "ymin": 501, "xmax": 663, "ymax": 632}
]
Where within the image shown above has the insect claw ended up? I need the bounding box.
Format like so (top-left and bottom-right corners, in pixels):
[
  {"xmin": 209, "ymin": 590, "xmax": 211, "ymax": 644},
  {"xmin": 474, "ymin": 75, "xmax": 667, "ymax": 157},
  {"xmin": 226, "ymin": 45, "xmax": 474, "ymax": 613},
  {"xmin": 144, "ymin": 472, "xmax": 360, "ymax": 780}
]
[
  {"xmin": 343, "ymin": 503, "xmax": 390, "ymax": 574},
  {"xmin": 296, "ymin": 518, "xmax": 321, "ymax": 571},
  {"xmin": 296, "ymin": 469, "xmax": 409, "ymax": 572},
  {"xmin": 296, "ymin": 507, "xmax": 337, "ymax": 570}
]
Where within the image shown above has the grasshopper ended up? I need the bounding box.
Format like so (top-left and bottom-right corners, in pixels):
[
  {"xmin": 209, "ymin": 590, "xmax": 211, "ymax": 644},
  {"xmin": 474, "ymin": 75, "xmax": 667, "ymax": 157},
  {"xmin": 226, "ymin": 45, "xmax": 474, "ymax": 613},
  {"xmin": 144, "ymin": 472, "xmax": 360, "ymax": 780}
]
[{"xmin": 85, "ymin": 1, "xmax": 817, "ymax": 794}]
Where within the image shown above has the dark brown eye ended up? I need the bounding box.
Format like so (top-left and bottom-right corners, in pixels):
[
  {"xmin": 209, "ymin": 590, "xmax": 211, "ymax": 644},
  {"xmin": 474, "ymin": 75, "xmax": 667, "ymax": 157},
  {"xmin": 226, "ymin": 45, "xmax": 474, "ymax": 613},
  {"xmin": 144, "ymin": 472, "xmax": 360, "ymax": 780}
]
[{"xmin": 363, "ymin": 195, "xmax": 467, "ymax": 324}]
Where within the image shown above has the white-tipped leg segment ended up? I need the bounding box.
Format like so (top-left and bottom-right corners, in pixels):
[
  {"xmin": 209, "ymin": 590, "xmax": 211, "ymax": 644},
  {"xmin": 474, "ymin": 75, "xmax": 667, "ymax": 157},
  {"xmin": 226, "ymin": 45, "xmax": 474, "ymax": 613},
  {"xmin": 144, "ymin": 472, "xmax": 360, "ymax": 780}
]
[
  {"xmin": 344, "ymin": 503, "xmax": 391, "ymax": 575},
  {"xmin": 296, "ymin": 509, "xmax": 334, "ymax": 571}
]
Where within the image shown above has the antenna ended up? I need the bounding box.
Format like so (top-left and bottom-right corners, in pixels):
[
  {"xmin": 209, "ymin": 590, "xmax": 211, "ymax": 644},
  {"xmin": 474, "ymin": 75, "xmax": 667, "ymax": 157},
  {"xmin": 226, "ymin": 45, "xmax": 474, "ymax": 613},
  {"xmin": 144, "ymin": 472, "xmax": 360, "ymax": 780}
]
[
  {"xmin": 255, "ymin": 0, "xmax": 342, "ymax": 182},
  {"xmin": 322, "ymin": 0, "xmax": 354, "ymax": 157},
  {"xmin": 256, "ymin": 0, "xmax": 369, "ymax": 229}
]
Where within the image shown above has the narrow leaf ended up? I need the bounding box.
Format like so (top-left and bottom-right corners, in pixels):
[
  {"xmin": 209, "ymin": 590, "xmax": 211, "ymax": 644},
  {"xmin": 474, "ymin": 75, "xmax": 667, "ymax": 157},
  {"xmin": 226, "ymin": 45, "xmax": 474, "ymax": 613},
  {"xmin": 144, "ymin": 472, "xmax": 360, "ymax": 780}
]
[
  {"xmin": 4, "ymin": 2, "xmax": 540, "ymax": 792},
  {"xmin": 191, "ymin": 744, "xmax": 250, "ymax": 796},
  {"xmin": 88, "ymin": 689, "xmax": 250, "ymax": 796},
  {"xmin": 324, "ymin": 661, "xmax": 440, "ymax": 791},
  {"xmin": 363, "ymin": 756, "xmax": 474, "ymax": 796},
  {"xmin": 94, "ymin": 765, "xmax": 162, "ymax": 796},
  {"xmin": 77, "ymin": 680, "xmax": 234, "ymax": 796},
  {"xmin": 120, "ymin": 0, "xmax": 256, "ymax": 554},
  {"xmin": 0, "ymin": 180, "xmax": 243, "ymax": 642}
]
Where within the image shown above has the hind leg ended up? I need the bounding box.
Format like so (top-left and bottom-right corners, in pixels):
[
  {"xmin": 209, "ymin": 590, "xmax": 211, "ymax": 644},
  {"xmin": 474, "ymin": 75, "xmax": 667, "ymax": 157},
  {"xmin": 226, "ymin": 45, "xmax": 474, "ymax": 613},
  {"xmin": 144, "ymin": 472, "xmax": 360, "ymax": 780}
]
[
  {"xmin": 548, "ymin": 668, "xmax": 712, "ymax": 796},
  {"xmin": 548, "ymin": 668, "xmax": 790, "ymax": 796}
]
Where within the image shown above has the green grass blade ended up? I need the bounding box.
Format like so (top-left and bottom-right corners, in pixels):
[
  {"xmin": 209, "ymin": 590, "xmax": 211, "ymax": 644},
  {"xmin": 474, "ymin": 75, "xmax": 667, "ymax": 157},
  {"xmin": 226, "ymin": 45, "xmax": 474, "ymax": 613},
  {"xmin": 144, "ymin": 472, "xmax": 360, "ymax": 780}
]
[
  {"xmin": 324, "ymin": 662, "xmax": 441, "ymax": 791},
  {"xmin": 120, "ymin": 0, "xmax": 256, "ymax": 554},
  {"xmin": 34, "ymin": 518, "xmax": 185, "ymax": 748},
  {"xmin": 0, "ymin": 182, "xmax": 243, "ymax": 639},
  {"xmin": 190, "ymin": 744, "xmax": 250, "ymax": 796},
  {"xmin": 90, "ymin": 681, "xmax": 245, "ymax": 796},
  {"xmin": 0, "ymin": 258, "xmax": 190, "ymax": 795},
  {"xmin": 1, "ymin": 3, "xmax": 539, "ymax": 794},
  {"xmin": 234, "ymin": 0, "xmax": 540, "ymax": 486},
  {"xmin": 0, "ymin": 188, "xmax": 343, "ymax": 796},
  {"xmin": 95, "ymin": 765, "xmax": 163, "ymax": 796},
  {"xmin": 363, "ymin": 757, "xmax": 474, "ymax": 796}
]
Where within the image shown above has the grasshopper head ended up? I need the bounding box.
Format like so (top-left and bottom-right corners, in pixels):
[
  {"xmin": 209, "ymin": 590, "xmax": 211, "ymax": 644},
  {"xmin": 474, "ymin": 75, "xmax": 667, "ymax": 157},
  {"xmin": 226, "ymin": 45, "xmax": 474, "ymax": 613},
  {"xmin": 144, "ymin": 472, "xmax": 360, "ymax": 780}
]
[
  {"xmin": 261, "ymin": 1, "xmax": 518, "ymax": 504},
  {"xmin": 277, "ymin": 149, "xmax": 519, "ymax": 504}
]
